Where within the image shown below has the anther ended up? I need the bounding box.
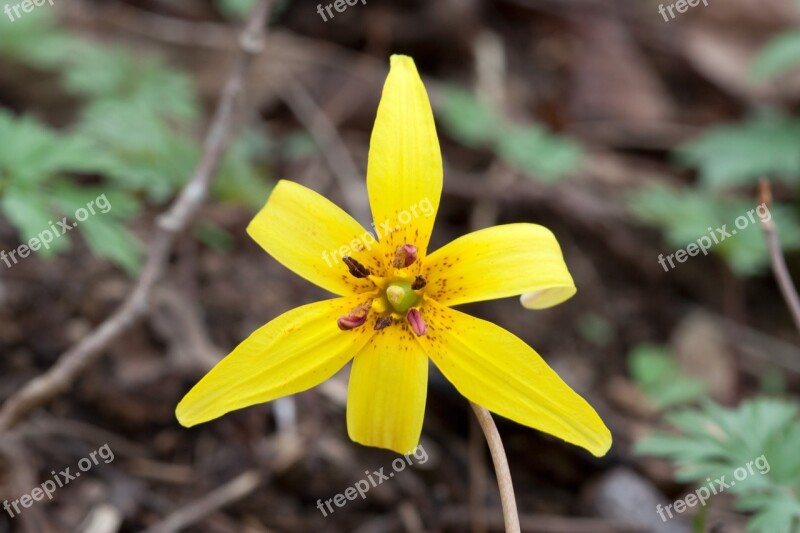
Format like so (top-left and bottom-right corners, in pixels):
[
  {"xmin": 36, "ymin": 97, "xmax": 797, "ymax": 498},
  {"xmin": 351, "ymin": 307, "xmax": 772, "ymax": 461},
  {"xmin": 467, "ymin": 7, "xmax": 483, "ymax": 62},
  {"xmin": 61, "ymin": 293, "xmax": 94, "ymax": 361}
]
[
  {"xmin": 392, "ymin": 244, "xmax": 418, "ymax": 268},
  {"xmin": 338, "ymin": 315, "xmax": 366, "ymax": 330},
  {"xmin": 337, "ymin": 302, "xmax": 371, "ymax": 331},
  {"xmin": 342, "ymin": 256, "xmax": 371, "ymax": 278},
  {"xmin": 411, "ymin": 275, "xmax": 427, "ymax": 290},
  {"xmin": 406, "ymin": 308, "xmax": 427, "ymax": 336},
  {"xmin": 374, "ymin": 316, "xmax": 393, "ymax": 330}
]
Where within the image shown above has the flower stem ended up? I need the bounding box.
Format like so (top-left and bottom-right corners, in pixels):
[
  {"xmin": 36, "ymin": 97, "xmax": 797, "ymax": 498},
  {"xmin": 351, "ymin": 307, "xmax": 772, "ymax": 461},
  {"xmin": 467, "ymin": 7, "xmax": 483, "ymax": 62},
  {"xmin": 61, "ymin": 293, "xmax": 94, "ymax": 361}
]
[{"xmin": 470, "ymin": 402, "xmax": 521, "ymax": 533}]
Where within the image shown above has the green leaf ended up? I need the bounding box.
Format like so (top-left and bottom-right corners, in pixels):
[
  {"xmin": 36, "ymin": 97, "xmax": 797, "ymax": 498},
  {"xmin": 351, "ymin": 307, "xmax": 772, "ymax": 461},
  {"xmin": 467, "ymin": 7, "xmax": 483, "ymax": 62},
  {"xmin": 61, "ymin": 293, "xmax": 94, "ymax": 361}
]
[
  {"xmin": 627, "ymin": 184, "xmax": 800, "ymax": 276},
  {"xmin": 676, "ymin": 112, "xmax": 800, "ymax": 188},
  {"xmin": 78, "ymin": 217, "xmax": 142, "ymax": 275},
  {"xmin": 0, "ymin": 111, "xmax": 107, "ymax": 185},
  {"xmin": 77, "ymin": 100, "xmax": 196, "ymax": 201},
  {"xmin": 61, "ymin": 45, "xmax": 199, "ymax": 122},
  {"xmin": 495, "ymin": 125, "xmax": 583, "ymax": 182},
  {"xmin": 438, "ymin": 87, "xmax": 504, "ymax": 147},
  {"xmin": 0, "ymin": 186, "xmax": 69, "ymax": 257},
  {"xmin": 215, "ymin": 130, "xmax": 272, "ymax": 210},
  {"xmin": 0, "ymin": 9, "xmax": 81, "ymax": 67},
  {"xmin": 628, "ymin": 344, "xmax": 707, "ymax": 409},
  {"xmin": 751, "ymin": 30, "xmax": 800, "ymax": 82},
  {"xmin": 635, "ymin": 397, "xmax": 800, "ymax": 533}
]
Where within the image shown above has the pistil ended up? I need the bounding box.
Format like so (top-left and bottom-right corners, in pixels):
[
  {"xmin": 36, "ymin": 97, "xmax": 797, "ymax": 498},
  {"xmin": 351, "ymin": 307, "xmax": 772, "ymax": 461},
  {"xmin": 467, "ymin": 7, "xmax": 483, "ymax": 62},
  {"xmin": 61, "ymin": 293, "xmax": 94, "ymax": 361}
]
[{"xmin": 385, "ymin": 280, "xmax": 419, "ymax": 313}]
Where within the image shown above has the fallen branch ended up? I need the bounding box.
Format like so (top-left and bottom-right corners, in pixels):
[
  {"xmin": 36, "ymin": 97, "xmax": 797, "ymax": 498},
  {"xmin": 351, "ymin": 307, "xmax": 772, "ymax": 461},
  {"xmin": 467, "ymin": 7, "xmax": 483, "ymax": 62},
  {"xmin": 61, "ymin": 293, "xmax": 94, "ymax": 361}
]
[{"xmin": 0, "ymin": 0, "xmax": 274, "ymax": 432}]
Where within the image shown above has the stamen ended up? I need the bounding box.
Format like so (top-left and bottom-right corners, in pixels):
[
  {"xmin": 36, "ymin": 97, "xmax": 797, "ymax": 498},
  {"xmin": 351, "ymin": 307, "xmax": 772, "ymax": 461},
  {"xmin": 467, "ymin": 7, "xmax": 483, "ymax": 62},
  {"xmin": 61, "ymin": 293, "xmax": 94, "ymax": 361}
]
[
  {"xmin": 342, "ymin": 256, "xmax": 371, "ymax": 278},
  {"xmin": 392, "ymin": 244, "xmax": 418, "ymax": 268},
  {"xmin": 374, "ymin": 316, "xmax": 393, "ymax": 330},
  {"xmin": 337, "ymin": 302, "xmax": 371, "ymax": 330},
  {"xmin": 406, "ymin": 308, "xmax": 427, "ymax": 336},
  {"xmin": 338, "ymin": 314, "xmax": 366, "ymax": 330},
  {"xmin": 411, "ymin": 275, "xmax": 427, "ymax": 290}
]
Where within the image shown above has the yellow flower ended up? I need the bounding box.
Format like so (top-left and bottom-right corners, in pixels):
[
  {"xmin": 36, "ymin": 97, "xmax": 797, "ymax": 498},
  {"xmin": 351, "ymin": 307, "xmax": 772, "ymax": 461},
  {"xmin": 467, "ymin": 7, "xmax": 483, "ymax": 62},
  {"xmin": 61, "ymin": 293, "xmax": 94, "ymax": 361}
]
[{"xmin": 176, "ymin": 55, "xmax": 611, "ymax": 457}]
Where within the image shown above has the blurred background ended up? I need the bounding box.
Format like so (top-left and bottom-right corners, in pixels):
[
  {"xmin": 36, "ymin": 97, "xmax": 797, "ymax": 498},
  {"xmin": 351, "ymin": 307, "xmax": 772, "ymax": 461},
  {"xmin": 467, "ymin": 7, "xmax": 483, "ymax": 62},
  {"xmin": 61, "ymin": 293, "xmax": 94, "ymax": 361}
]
[{"xmin": 1, "ymin": 0, "xmax": 800, "ymax": 531}]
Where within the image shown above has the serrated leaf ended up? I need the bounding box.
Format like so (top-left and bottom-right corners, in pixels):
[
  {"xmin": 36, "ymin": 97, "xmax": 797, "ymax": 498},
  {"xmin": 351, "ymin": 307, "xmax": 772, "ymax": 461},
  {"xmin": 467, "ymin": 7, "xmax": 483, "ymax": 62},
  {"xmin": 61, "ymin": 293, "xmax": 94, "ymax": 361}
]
[
  {"xmin": 0, "ymin": 111, "xmax": 108, "ymax": 186},
  {"xmin": 635, "ymin": 397, "xmax": 800, "ymax": 533}
]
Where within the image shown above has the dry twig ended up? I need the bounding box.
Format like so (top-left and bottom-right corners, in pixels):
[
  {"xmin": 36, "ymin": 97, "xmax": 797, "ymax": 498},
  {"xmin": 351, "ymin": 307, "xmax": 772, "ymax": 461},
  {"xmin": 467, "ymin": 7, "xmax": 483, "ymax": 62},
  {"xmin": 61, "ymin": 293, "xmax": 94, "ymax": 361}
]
[
  {"xmin": 758, "ymin": 179, "xmax": 800, "ymax": 334},
  {"xmin": 141, "ymin": 470, "xmax": 262, "ymax": 533},
  {"xmin": 0, "ymin": 0, "xmax": 274, "ymax": 432}
]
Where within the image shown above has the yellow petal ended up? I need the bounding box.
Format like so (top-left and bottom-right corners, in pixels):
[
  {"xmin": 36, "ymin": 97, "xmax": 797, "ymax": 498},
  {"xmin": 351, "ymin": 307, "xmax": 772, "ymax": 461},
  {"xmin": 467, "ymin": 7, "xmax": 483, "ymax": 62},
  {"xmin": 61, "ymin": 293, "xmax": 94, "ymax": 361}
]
[
  {"xmin": 423, "ymin": 223, "xmax": 576, "ymax": 309},
  {"xmin": 247, "ymin": 180, "xmax": 384, "ymax": 296},
  {"xmin": 347, "ymin": 321, "xmax": 428, "ymax": 453},
  {"xmin": 367, "ymin": 55, "xmax": 442, "ymax": 259},
  {"xmin": 176, "ymin": 296, "xmax": 374, "ymax": 426},
  {"xmin": 417, "ymin": 300, "xmax": 611, "ymax": 457}
]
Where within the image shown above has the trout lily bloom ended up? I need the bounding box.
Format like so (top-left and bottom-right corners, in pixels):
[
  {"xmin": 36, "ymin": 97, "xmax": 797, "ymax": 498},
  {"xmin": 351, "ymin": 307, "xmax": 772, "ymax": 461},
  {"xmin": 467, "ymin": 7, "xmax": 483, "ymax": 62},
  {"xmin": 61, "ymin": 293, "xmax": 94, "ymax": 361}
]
[{"xmin": 176, "ymin": 55, "xmax": 611, "ymax": 457}]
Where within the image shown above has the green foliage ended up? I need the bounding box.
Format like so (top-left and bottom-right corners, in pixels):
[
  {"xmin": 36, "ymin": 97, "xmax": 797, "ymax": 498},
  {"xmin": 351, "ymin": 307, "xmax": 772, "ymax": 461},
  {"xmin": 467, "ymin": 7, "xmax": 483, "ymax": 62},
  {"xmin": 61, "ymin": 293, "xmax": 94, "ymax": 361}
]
[
  {"xmin": 0, "ymin": 111, "xmax": 141, "ymax": 270},
  {"xmin": 214, "ymin": 0, "xmax": 256, "ymax": 19},
  {"xmin": 63, "ymin": 44, "xmax": 199, "ymax": 122},
  {"xmin": 636, "ymin": 398, "xmax": 800, "ymax": 533},
  {"xmin": 0, "ymin": 10, "xmax": 81, "ymax": 67},
  {"xmin": 437, "ymin": 86, "xmax": 583, "ymax": 182},
  {"xmin": 627, "ymin": 184, "xmax": 800, "ymax": 275},
  {"xmin": 676, "ymin": 111, "xmax": 800, "ymax": 189},
  {"xmin": 750, "ymin": 30, "xmax": 800, "ymax": 81},
  {"xmin": 0, "ymin": 9, "xmax": 271, "ymax": 274},
  {"xmin": 628, "ymin": 344, "xmax": 707, "ymax": 409}
]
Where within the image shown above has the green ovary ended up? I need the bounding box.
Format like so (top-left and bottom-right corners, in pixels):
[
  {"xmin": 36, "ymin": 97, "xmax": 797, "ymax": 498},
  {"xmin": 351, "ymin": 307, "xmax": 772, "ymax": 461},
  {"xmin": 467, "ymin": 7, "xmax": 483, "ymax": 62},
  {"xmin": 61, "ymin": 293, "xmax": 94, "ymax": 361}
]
[{"xmin": 385, "ymin": 281, "xmax": 419, "ymax": 314}]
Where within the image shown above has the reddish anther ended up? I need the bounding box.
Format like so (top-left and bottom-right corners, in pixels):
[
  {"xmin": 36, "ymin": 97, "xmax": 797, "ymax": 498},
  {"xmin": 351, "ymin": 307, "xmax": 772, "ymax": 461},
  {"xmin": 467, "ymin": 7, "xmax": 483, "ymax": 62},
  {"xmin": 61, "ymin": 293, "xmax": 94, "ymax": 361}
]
[
  {"xmin": 338, "ymin": 314, "xmax": 367, "ymax": 330},
  {"xmin": 337, "ymin": 302, "xmax": 371, "ymax": 330},
  {"xmin": 392, "ymin": 244, "xmax": 418, "ymax": 268},
  {"xmin": 406, "ymin": 308, "xmax": 427, "ymax": 336}
]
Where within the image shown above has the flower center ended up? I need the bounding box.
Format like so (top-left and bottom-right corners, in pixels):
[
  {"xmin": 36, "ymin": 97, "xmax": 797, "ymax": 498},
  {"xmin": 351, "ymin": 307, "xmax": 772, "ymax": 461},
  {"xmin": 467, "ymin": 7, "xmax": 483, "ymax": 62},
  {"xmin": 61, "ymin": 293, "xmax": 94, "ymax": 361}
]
[
  {"xmin": 337, "ymin": 245, "xmax": 428, "ymax": 336},
  {"xmin": 385, "ymin": 280, "xmax": 419, "ymax": 314}
]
